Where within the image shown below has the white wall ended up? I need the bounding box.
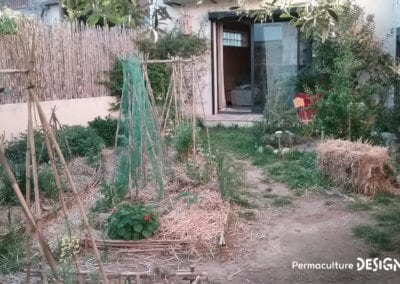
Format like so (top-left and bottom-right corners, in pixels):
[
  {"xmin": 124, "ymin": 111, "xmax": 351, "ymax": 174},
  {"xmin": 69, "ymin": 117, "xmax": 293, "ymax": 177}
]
[{"xmin": 0, "ymin": 96, "xmax": 118, "ymax": 141}]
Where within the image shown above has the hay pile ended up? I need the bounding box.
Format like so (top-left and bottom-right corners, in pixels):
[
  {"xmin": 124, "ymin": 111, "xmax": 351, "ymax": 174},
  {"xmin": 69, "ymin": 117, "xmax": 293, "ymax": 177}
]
[
  {"xmin": 155, "ymin": 187, "xmax": 228, "ymax": 254},
  {"xmin": 316, "ymin": 139, "xmax": 394, "ymax": 196}
]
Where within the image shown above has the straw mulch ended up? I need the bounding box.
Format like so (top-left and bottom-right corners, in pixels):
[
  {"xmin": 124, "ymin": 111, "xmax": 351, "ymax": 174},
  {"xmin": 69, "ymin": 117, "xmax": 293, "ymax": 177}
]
[
  {"xmin": 316, "ymin": 139, "xmax": 394, "ymax": 196},
  {"xmin": 155, "ymin": 186, "xmax": 228, "ymax": 255}
]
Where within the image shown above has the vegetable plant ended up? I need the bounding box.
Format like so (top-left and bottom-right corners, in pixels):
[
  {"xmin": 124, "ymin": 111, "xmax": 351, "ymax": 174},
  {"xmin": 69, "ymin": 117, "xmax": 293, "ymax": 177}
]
[{"xmin": 106, "ymin": 203, "xmax": 159, "ymax": 240}]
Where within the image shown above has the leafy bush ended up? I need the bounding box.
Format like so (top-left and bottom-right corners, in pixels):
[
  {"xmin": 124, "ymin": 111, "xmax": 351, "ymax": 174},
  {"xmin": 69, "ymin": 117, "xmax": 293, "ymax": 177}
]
[
  {"xmin": 147, "ymin": 63, "xmax": 171, "ymax": 102},
  {"xmin": 303, "ymin": 5, "xmax": 399, "ymax": 140},
  {"xmin": 38, "ymin": 164, "xmax": 60, "ymax": 200},
  {"xmin": 173, "ymin": 122, "xmax": 195, "ymax": 158},
  {"xmin": 0, "ymin": 8, "xmax": 18, "ymax": 35},
  {"xmin": 58, "ymin": 125, "xmax": 104, "ymax": 159},
  {"xmin": 0, "ymin": 126, "xmax": 103, "ymax": 205},
  {"xmin": 139, "ymin": 31, "xmax": 208, "ymax": 60},
  {"xmin": 88, "ymin": 116, "xmax": 118, "ymax": 147},
  {"xmin": 106, "ymin": 204, "xmax": 159, "ymax": 240}
]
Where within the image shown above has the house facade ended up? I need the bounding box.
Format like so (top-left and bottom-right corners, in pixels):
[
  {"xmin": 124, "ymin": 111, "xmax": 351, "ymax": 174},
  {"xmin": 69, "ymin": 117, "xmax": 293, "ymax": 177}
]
[
  {"xmin": 162, "ymin": 0, "xmax": 400, "ymax": 118},
  {"xmin": 3, "ymin": 0, "xmax": 61, "ymax": 24}
]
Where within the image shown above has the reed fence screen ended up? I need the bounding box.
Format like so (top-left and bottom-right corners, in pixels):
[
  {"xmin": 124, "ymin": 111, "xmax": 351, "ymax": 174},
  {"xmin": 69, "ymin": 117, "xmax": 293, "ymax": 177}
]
[{"xmin": 0, "ymin": 20, "xmax": 136, "ymax": 104}]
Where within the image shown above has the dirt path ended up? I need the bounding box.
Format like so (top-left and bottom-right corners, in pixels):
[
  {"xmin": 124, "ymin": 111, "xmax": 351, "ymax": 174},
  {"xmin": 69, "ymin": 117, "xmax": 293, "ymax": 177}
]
[{"xmin": 199, "ymin": 161, "xmax": 400, "ymax": 284}]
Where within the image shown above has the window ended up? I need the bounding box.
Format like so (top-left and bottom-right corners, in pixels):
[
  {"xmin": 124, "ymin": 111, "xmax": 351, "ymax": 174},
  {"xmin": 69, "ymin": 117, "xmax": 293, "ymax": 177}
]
[
  {"xmin": 4, "ymin": 0, "xmax": 28, "ymax": 9},
  {"xmin": 223, "ymin": 31, "xmax": 248, "ymax": 47}
]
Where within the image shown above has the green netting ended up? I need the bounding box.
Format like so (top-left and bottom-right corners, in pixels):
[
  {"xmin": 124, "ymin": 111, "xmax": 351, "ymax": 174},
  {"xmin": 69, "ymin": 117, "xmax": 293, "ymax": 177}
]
[{"xmin": 114, "ymin": 57, "xmax": 165, "ymax": 199}]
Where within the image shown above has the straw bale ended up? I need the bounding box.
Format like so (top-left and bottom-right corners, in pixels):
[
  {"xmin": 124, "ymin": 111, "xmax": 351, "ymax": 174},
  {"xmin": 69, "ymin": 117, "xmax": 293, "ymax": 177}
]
[{"xmin": 316, "ymin": 139, "xmax": 394, "ymax": 196}]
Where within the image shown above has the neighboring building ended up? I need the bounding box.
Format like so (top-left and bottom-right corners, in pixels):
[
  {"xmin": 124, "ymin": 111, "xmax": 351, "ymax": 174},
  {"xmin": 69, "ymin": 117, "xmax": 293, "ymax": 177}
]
[
  {"xmin": 3, "ymin": 0, "xmax": 61, "ymax": 24},
  {"xmin": 162, "ymin": 0, "xmax": 400, "ymax": 119}
]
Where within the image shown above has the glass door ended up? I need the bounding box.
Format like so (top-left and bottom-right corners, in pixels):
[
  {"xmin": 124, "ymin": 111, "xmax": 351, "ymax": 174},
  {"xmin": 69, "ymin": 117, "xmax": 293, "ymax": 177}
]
[{"xmin": 251, "ymin": 22, "xmax": 298, "ymax": 114}]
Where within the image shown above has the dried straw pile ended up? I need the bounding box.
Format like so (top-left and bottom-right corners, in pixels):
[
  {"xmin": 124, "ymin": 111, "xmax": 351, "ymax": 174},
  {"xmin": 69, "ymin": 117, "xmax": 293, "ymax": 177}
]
[
  {"xmin": 155, "ymin": 187, "xmax": 228, "ymax": 254},
  {"xmin": 316, "ymin": 139, "xmax": 394, "ymax": 196}
]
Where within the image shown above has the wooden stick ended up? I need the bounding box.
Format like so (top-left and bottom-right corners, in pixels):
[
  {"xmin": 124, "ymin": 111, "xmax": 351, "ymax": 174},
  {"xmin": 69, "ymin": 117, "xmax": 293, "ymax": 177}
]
[
  {"xmin": 40, "ymin": 117, "xmax": 72, "ymax": 237},
  {"xmin": 141, "ymin": 58, "xmax": 195, "ymax": 64},
  {"xmin": 194, "ymin": 59, "xmax": 211, "ymax": 154},
  {"xmin": 32, "ymin": 96, "xmax": 109, "ymax": 283},
  {"xmin": 0, "ymin": 69, "xmax": 29, "ymax": 74},
  {"xmin": 191, "ymin": 56, "xmax": 196, "ymax": 155},
  {"xmin": 0, "ymin": 148, "xmax": 59, "ymax": 280},
  {"xmin": 25, "ymin": 99, "xmax": 32, "ymax": 284}
]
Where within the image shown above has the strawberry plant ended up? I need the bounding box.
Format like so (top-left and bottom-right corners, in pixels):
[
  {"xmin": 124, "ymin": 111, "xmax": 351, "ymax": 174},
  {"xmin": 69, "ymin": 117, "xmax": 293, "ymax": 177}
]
[{"xmin": 106, "ymin": 204, "xmax": 159, "ymax": 240}]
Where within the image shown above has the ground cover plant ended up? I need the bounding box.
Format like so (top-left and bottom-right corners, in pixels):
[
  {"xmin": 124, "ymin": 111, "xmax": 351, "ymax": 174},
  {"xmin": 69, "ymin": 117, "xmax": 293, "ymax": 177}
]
[
  {"xmin": 106, "ymin": 203, "xmax": 159, "ymax": 240},
  {"xmin": 0, "ymin": 125, "xmax": 104, "ymax": 205},
  {"xmin": 352, "ymin": 193, "xmax": 400, "ymax": 253},
  {"xmin": 204, "ymin": 126, "xmax": 331, "ymax": 194},
  {"xmin": 88, "ymin": 116, "xmax": 118, "ymax": 148}
]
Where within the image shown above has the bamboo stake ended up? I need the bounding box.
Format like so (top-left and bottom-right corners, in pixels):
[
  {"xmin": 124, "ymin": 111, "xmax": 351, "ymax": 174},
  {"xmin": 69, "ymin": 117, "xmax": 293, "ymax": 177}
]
[
  {"xmin": 172, "ymin": 60, "xmax": 179, "ymax": 125},
  {"xmin": 32, "ymin": 95, "xmax": 109, "ymax": 283},
  {"xmin": 191, "ymin": 56, "xmax": 196, "ymax": 155},
  {"xmin": 25, "ymin": 100, "xmax": 32, "ymax": 284},
  {"xmin": 0, "ymin": 69, "xmax": 29, "ymax": 74},
  {"xmin": 0, "ymin": 148, "xmax": 59, "ymax": 280},
  {"xmin": 40, "ymin": 117, "xmax": 72, "ymax": 237},
  {"xmin": 26, "ymin": 31, "xmax": 49, "ymax": 283},
  {"xmin": 194, "ymin": 59, "xmax": 211, "ymax": 153}
]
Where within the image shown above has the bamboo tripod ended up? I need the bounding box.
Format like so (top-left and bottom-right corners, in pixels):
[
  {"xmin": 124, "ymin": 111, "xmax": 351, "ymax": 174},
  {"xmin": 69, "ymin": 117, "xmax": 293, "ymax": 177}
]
[
  {"xmin": 141, "ymin": 56, "xmax": 211, "ymax": 154},
  {"xmin": 0, "ymin": 36, "xmax": 109, "ymax": 283}
]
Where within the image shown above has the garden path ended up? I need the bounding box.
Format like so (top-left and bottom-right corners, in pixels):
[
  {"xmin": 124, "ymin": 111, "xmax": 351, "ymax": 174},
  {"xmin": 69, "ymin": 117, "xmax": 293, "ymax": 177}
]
[{"xmin": 199, "ymin": 160, "xmax": 400, "ymax": 284}]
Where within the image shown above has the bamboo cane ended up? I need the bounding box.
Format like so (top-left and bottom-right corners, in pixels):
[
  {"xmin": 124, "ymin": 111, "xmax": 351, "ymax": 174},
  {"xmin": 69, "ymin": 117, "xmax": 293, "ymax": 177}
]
[
  {"xmin": 191, "ymin": 56, "xmax": 196, "ymax": 155},
  {"xmin": 194, "ymin": 59, "xmax": 211, "ymax": 153},
  {"xmin": 32, "ymin": 95, "xmax": 109, "ymax": 283},
  {"xmin": 25, "ymin": 100, "xmax": 32, "ymax": 284},
  {"xmin": 0, "ymin": 148, "xmax": 59, "ymax": 280}
]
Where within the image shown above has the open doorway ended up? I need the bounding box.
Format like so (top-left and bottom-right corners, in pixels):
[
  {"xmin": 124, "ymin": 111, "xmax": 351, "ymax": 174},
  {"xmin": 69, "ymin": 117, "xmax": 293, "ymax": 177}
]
[
  {"xmin": 221, "ymin": 22, "xmax": 251, "ymax": 113},
  {"xmin": 213, "ymin": 20, "xmax": 252, "ymax": 114},
  {"xmin": 212, "ymin": 14, "xmax": 300, "ymax": 115}
]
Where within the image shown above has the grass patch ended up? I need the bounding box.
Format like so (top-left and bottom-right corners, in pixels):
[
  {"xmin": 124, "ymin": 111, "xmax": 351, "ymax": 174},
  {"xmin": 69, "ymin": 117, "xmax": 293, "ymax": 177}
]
[
  {"xmin": 263, "ymin": 193, "xmax": 279, "ymax": 199},
  {"xmin": 347, "ymin": 200, "xmax": 373, "ymax": 212},
  {"xmin": 353, "ymin": 225, "xmax": 394, "ymax": 251},
  {"xmin": 205, "ymin": 127, "xmax": 331, "ymax": 193},
  {"xmin": 270, "ymin": 196, "xmax": 292, "ymax": 207},
  {"xmin": 238, "ymin": 210, "xmax": 257, "ymax": 221},
  {"xmin": 353, "ymin": 195, "xmax": 400, "ymax": 252},
  {"xmin": 0, "ymin": 227, "xmax": 26, "ymax": 274}
]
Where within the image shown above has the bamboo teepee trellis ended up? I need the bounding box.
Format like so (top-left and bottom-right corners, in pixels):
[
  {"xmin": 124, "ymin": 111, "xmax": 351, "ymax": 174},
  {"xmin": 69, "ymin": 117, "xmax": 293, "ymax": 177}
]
[{"xmin": 0, "ymin": 33, "xmax": 109, "ymax": 283}]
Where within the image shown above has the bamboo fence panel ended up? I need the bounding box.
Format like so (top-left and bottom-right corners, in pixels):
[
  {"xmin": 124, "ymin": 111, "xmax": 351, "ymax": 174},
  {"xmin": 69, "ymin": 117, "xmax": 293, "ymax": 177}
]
[{"xmin": 0, "ymin": 20, "xmax": 136, "ymax": 104}]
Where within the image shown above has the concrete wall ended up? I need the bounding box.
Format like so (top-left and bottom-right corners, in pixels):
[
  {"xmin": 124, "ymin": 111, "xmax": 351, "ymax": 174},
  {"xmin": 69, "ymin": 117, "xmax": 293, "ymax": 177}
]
[{"xmin": 0, "ymin": 96, "xmax": 118, "ymax": 140}]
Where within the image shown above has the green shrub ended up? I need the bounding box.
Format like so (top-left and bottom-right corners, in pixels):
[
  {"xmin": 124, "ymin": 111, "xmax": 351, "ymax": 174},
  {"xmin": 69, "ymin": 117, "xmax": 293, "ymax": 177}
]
[
  {"xmin": 58, "ymin": 125, "xmax": 104, "ymax": 159},
  {"xmin": 88, "ymin": 116, "xmax": 118, "ymax": 147},
  {"xmin": 173, "ymin": 122, "xmax": 194, "ymax": 157},
  {"xmin": 147, "ymin": 63, "xmax": 171, "ymax": 103},
  {"xmin": 106, "ymin": 204, "xmax": 159, "ymax": 240},
  {"xmin": 92, "ymin": 183, "xmax": 123, "ymax": 213},
  {"xmin": 139, "ymin": 31, "xmax": 208, "ymax": 60},
  {"xmin": 38, "ymin": 164, "xmax": 60, "ymax": 200},
  {"xmin": 0, "ymin": 9, "xmax": 18, "ymax": 35}
]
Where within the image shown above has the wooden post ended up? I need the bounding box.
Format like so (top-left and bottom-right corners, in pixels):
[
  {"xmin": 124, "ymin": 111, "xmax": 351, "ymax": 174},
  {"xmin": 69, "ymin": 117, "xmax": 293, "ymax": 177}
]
[{"xmin": 32, "ymin": 95, "xmax": 109, "ymax": 283}]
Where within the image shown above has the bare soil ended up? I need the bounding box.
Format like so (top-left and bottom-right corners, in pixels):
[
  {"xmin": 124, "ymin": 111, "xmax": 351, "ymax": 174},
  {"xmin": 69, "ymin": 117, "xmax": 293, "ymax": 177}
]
[{"xmin": 199, "ymin": 161, "xmax": 400, "ymax": 284}]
